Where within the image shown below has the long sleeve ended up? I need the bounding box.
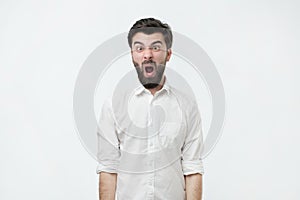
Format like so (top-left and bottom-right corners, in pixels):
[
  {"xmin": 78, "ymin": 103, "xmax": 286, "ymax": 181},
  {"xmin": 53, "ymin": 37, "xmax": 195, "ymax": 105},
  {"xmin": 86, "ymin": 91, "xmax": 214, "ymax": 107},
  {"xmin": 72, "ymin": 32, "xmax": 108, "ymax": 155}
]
[
  {"xmin": 96, "ymin": 99, "xmax": 120, "ymax": 174},
  {"xmin": 181, "ymin": 101, "xmax": 204, "ymax": 175}
]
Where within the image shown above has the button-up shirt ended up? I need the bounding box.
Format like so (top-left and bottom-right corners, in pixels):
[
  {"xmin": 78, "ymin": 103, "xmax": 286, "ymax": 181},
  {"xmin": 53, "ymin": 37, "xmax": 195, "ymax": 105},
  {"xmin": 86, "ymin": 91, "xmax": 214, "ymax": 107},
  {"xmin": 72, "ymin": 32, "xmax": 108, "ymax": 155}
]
[{"xmin": 96, "ymin": 78, "xmax": 204, "ymax": 200}]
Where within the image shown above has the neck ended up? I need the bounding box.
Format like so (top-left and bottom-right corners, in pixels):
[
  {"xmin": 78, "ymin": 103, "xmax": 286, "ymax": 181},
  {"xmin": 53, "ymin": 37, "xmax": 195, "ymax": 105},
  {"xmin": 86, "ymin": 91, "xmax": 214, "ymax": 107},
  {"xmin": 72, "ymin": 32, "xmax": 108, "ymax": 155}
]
[{"xmin": 147, "ymin": 76, "xmax": 166, "ymax": 96}]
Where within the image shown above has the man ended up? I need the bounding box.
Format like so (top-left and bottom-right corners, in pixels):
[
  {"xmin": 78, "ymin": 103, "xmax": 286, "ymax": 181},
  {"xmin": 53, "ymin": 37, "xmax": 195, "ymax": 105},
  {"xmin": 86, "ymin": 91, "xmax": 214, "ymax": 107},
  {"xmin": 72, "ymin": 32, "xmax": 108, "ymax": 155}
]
[{"xmin": 97, "ymin": 18, "xmax": 204, "ymax": 200}]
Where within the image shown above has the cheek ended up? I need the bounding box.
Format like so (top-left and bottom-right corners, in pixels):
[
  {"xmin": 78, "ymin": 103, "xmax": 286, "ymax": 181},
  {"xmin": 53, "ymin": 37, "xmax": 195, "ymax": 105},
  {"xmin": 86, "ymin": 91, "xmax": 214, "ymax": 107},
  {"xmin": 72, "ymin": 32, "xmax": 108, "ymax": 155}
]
[
  {"xmin": 132, "ymin": 56, "xmax": 144, "ymax": 69},
  {"xmin": 154, "ymin": 53, "xmax": 168, "ymax": 62},
  {"xmin": 132, "ymin": 54, "xmax": 143, "ymax": 63}
]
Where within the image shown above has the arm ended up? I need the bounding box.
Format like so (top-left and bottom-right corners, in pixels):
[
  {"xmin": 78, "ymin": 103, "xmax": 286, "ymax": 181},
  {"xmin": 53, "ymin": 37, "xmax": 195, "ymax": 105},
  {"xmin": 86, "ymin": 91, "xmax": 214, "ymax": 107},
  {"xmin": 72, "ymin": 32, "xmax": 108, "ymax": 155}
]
[
  {"xmin": 99, "ymin": 172, "xmax": 117, "ymax": 200},
  {"xmin": 182, "ymin": 100, "xmax": 204, "ymax": 199},
  {"xmin": 185, "ymin": 173, "xmax": 203, "ymax": 200},
  {"xmin": 97, "ymin": 99, "xmax": 120, "ymax": 200}
]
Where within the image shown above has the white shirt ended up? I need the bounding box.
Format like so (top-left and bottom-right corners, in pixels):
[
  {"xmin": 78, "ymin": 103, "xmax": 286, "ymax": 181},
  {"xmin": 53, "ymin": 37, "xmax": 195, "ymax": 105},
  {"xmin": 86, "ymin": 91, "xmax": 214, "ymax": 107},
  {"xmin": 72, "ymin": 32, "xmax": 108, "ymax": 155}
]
[{"xmin": 96, "ymin": 78, "xmax": 204, "ymax": 200}]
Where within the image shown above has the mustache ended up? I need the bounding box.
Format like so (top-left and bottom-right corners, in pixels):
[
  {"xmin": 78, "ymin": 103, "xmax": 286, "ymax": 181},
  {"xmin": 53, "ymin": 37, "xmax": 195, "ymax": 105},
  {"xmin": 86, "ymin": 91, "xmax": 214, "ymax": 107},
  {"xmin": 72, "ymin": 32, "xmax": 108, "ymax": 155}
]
[{"xmin": 142, "ymin": 60, "xmax": 156, "ymax": 65}]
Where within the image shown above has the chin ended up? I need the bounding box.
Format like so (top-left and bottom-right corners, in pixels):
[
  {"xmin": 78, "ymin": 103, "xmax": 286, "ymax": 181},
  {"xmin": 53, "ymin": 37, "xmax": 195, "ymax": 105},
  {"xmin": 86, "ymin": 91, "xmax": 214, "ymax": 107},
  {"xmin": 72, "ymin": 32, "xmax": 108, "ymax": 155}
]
[{"xmin": 143, "ymin": 83, "xmax": 159, "ymax": 89}]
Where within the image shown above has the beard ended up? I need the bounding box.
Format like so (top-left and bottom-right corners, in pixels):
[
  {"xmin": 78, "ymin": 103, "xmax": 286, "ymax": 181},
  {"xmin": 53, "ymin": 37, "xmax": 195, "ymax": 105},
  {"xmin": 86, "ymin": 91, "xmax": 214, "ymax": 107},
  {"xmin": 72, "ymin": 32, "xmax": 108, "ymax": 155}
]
[{"xmin": 133, "ymin": 60, "xmax": 166, "ymax": 89}]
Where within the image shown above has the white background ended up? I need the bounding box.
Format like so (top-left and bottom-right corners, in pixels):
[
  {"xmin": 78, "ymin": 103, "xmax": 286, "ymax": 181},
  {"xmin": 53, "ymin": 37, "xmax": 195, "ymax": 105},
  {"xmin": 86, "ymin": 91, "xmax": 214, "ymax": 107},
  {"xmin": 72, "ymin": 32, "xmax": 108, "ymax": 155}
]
[{"xmin": 1, "ymin": 0, "xmax": 299, "ymax": 199}]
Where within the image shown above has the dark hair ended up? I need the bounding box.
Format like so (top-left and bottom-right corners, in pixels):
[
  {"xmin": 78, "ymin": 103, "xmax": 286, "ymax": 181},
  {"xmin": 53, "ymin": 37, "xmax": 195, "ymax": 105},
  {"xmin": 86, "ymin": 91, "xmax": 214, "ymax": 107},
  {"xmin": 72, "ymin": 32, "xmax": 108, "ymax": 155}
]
[{"xmin": 128, "ymin": 18, "xmax": 173, "ymax": 49}]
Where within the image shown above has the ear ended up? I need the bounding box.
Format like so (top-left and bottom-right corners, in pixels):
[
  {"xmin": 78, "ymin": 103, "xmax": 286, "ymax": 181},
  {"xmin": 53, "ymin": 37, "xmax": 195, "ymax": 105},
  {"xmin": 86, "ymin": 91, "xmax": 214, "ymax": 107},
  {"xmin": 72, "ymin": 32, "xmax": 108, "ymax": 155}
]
[{"xmin": 166, "ymin": 49, "xmax": 172, "ymax": 62}]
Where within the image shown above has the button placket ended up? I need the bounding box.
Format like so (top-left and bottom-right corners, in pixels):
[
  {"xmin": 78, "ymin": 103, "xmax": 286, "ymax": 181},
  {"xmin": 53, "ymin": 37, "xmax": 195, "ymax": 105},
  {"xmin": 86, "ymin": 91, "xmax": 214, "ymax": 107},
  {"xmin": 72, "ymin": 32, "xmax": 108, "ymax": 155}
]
[{"xmin": 148, "ymin": 95, "xmax": 156, "ymax": 199}]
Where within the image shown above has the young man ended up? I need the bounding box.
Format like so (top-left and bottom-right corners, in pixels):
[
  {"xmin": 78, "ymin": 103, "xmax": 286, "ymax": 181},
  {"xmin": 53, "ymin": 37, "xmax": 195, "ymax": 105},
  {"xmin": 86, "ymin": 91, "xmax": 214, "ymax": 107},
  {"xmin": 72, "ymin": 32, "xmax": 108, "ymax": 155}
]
[{"xmin": 97, "ymin": 18, "xmax": 204, "ymax": 200}]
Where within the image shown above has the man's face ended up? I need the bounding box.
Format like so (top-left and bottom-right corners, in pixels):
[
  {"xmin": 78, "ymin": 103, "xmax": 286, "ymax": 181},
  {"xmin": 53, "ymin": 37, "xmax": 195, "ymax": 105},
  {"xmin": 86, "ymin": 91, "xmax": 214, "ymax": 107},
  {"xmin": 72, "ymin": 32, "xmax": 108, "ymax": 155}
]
[{"xmin": 131, "ymin": 32, "xmax": 172, "ymax": 89}]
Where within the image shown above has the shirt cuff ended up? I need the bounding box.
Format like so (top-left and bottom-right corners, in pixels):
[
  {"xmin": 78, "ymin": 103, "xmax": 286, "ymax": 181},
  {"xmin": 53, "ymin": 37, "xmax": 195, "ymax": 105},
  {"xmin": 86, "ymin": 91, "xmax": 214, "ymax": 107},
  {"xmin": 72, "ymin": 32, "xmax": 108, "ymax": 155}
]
[
  {"xmin": 182, "ymin": 160, "xmax": 204, "ymax": 175},
  {"xmin": 96, "ymin": 162, "xmax": 118, "ymax": 174}
]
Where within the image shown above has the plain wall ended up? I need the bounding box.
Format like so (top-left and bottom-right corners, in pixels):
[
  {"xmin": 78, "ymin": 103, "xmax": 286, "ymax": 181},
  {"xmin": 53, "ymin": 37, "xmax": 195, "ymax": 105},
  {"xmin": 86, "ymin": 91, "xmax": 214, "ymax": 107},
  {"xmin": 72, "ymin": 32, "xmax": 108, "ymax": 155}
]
[{"xmin": 0, "ymin": 0, "xmax": 299, "ymax": 199}]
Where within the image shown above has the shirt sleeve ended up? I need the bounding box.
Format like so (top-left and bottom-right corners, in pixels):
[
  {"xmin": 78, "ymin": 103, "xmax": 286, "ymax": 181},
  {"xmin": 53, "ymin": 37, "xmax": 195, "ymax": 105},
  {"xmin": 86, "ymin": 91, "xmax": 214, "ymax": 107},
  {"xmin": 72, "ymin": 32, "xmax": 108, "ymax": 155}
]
[
  {"xmin": 96, "ymin": 98, "xmax": 120, "ymax": 174},
  {"xmin": 181, "ymin": 101, "xmax": 204, "ymax": 175}
]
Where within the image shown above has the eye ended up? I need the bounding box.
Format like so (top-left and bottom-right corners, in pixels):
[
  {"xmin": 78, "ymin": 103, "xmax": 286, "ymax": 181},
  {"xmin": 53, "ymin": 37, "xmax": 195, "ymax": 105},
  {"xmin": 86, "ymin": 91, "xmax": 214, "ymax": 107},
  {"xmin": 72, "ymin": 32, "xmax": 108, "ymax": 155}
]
[
  {"xmin": 151, "ymin": 45, "xmax": 161, "ymax": 52},
  {"xmin": 135, "ymin": 46, "xmax": 144, "ymax": 52}
]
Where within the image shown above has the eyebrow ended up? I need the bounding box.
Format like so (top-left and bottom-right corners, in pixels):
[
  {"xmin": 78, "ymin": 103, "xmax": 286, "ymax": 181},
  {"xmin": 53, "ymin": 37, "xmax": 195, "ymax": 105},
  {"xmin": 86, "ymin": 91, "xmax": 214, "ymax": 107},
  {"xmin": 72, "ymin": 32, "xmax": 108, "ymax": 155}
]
[{"xmin": 133, "ymin": 41, "xmax": 163, "ymax": 46}]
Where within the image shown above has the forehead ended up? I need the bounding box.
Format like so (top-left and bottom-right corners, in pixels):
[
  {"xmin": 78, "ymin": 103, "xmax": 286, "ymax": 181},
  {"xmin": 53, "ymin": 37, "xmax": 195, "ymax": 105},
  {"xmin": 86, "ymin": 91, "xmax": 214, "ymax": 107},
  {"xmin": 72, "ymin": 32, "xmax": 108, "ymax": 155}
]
[{"xmin": 132, "ymin": 32, "xmax": 165, "ymax": 45}]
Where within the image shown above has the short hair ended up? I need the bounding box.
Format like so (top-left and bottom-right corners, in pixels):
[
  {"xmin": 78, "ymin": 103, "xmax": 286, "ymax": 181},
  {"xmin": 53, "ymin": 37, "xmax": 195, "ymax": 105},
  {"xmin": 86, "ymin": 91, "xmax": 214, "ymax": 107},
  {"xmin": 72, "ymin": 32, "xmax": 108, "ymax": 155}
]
[{"xmin": 128, "ymin": 18, "xmax": 173, "ymax": 49}]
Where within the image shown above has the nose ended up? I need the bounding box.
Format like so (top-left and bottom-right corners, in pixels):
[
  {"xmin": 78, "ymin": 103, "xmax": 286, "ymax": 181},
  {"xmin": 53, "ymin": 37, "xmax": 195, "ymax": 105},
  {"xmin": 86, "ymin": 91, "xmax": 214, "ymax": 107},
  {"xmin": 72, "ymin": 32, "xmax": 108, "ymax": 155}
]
[{"xmin": 143, "ymin": 48, "xmax": 153, "ymax": 60}]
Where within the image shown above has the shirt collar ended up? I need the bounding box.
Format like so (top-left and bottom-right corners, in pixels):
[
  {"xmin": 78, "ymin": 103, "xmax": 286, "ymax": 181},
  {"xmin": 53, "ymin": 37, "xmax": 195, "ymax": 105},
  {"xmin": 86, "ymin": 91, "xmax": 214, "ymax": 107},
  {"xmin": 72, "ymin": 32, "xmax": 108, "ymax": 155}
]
[{"xmin": 134, "ymin": 76, "xmax": 171, "ymax": 96}]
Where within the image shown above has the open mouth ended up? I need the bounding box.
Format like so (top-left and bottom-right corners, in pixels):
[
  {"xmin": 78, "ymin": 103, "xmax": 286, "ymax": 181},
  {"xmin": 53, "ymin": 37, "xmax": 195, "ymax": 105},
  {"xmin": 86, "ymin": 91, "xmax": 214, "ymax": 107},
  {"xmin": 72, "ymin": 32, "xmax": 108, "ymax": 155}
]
[{"xmin": 145, "ymin": 66, "xmax": 154, "ymax": 73}]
